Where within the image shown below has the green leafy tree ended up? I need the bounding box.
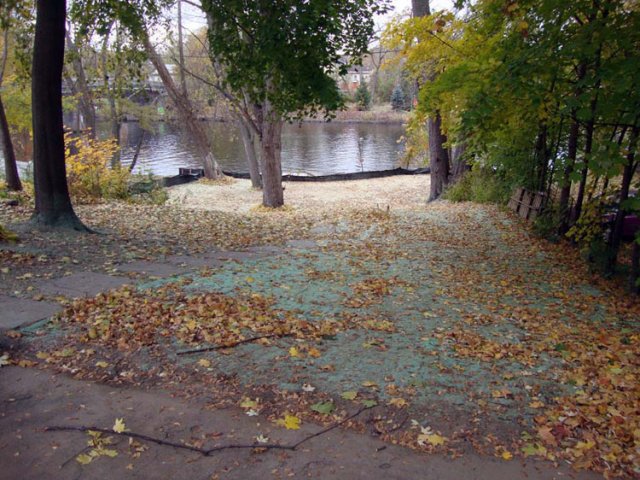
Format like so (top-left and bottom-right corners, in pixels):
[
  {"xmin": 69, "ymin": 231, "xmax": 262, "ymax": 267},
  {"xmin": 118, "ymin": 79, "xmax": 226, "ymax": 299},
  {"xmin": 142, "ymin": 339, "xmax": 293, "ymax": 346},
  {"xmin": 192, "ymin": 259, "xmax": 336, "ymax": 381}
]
[{"xmin": 202, "ymin": 0, "xmax": 390, "ymax": 207}]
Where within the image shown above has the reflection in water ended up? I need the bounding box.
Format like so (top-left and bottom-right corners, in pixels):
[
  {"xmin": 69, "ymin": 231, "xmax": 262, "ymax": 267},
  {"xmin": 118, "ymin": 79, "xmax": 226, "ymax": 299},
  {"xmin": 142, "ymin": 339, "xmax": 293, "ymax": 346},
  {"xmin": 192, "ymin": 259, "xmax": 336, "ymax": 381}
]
[{"xmin": 112, "ymin": 121, "xmax": 407, "ymax": 176}]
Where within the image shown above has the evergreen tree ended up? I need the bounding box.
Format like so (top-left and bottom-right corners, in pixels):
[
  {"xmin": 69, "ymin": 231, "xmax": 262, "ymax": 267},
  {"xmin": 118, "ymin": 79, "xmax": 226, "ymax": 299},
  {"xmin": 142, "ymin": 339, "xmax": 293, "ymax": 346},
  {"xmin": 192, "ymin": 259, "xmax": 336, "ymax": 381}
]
[
  {"xmin": 391, "ymin": 85, "xmax": 404, "ymax": 110},
  {"xmin": 355, "ymin": 81, "xmax": 371, "ymax": 111}
]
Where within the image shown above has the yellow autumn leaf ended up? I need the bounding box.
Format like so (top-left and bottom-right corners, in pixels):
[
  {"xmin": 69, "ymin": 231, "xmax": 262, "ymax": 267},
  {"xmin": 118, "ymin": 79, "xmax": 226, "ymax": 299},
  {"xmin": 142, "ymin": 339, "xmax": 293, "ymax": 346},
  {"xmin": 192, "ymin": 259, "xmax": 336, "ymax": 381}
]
[
  {"xmin": 388, "ymin": 397, "xmax": 408, "ymax": 408},
  {"xmin": 113, "ymin": 418, "xmax": 126, "ymax": 433},
  {"xmin": 275, "ymin": 413, "xmax": 301, "ymax": 430},
  {"xmin": 240, "ymin": 397, "xmax": 259, "ymax": 409},
  {"xmin": 425, "ymin": 433, "xmax": 446, "ymax": 446},
  {"xmin": 362, "ymin": 380, "xmax": 378, "ymax": 388},
  {"xmin": 418, "ymin": 433, "xmax": 447, "ymax": 446},
  {"xmin": 289, "ymin": 346, "xmax": 301, "ymax": 358},
  {"xmin": 95, "ymin": 361, "xmax": 109, "ymax": 368},
  {"xmin": 197, "ymin": 359, "xmax": 211, "ymax": 368},
  {"xmin": 76, "ymin": 453, "xmax": 93, "ymax": 465},
  {"xmin": 501, "ymin": 450, "xmax": 513, "ymax": 460}
]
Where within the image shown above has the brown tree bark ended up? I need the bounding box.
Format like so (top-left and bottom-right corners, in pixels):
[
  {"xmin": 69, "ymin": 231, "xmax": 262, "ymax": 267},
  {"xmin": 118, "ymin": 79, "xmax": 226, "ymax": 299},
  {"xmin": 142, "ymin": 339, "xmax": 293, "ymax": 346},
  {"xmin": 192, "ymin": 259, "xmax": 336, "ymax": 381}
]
[
  {"xmin": 65, "ymin": 30, "xmax": 96, "ymax": 138},
  {"xmin": 0, "ymin": 95, "xmax": 22, "ymax": 191},
  {"xmin": 238, "ymin": 117, "xmax": 262, "ymax": 189},
  {"xmin": 412, "ymin": 0, "xmax": 431, "ymax": 18},
  {"xmin": 428, "ymin": 112, "xmax": 450, "ymax": 201},
  {"xmin": 558, "ymin": 115, "xmax": 581, "ymax": 233},
  {"xmin": 259, "ymin": 96, "xmax": 284, "ymax": 207},
  {"xmin": 142, "ymin": 35, "xmax": 222, "ymax": 180},
  {"xmin": 0, "ymin": 29, "xmax": 21, "ymax": 191},
  {"xmin": 31, "ymin": 0, "xmax": 88, "ymax": 230},
  {"xmin": 101, "ymin": 22, "xmax": 121, "ymax": 166}
]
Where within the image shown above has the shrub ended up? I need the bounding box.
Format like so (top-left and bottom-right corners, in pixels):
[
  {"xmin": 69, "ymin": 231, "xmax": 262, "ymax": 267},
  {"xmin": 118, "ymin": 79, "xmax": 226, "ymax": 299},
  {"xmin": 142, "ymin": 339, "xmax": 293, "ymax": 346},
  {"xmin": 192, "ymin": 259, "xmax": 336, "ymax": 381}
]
[
  {"xmin": 444, "ymin": 168, "xmax": 511, "ymax": 204},
  {"xmin": 391, "ymin": 85, "xmax": 405, "ymax": 111},
  {"xmin": 65, "ymin": 132, "xmax": 128, "ymax": 203},
  {"xmin": 354, "ymin": 82, "xmax": 371, "ymax": 111},
  {"xmin": 0, "ymin": 224, "xmax": 18, "ymax": 243}
]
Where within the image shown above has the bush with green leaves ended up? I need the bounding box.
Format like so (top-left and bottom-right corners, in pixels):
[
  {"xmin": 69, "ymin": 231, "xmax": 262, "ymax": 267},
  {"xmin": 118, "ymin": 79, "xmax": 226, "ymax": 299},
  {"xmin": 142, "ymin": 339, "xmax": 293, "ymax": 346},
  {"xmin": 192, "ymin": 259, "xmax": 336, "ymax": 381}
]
[
  {"xmin": 443, "ymin": 168, "xmax": 511, "ymax": 205},
  {"xmin": 355, "ymin": 82, "xmax": 371, "ymax": 111}
]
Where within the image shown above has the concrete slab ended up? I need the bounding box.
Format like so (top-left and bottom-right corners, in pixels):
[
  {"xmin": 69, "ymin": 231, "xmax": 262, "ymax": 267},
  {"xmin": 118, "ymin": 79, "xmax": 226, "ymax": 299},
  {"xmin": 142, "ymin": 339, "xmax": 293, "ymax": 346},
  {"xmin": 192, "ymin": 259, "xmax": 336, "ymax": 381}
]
[
  {"xmin": 165, "ymin": 254, "xmax": 225, "ymax": 269},
  {"xmin": 0, "ymin": 295, "xmax": 61, "ymax": 329},
  {"xmin": 286, "ymin": 239, "xmax": 318, "ymax": 249},
  {"xmin": 114, "ymin": 261, "xmax": 188, "ymax": 277},
  {"xmin": 34, "ymin": 272, "xmax": 130, "ymax": 299},
  {"xmin": 206, "ymin": 251, "xmax": 260, "ymax": 261},
  {"xmin": 0, "ymin": 366, "xmax": 599, "ymax": 480}
]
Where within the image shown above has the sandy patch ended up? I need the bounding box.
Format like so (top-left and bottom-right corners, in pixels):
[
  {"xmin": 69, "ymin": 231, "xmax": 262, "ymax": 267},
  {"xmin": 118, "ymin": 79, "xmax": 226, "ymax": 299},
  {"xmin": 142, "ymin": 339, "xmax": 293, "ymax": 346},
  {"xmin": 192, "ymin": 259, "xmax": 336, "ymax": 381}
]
[{"xmin": 168, "ymin": 175, "xmax": 431, "ymax": 213}]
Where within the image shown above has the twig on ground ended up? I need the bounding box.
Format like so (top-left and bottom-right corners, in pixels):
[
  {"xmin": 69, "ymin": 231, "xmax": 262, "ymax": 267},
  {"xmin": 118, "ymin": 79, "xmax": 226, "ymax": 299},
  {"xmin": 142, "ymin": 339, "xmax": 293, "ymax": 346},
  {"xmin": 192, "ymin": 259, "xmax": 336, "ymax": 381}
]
[
  {"xmin": 45, "ymin": 406, "xmax": 372, "ymax": 456},
  {"xmin": 176, "ymin": 333, "xmax": 292, "ymax": 355}
]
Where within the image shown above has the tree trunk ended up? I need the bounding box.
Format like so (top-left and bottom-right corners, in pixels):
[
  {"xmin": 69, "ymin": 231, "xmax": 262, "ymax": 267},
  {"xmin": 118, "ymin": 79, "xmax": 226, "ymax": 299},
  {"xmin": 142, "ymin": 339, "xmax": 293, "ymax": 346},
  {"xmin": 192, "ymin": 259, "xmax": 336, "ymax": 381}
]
[
  {"xmin": 65, "ymin": 30, "xmax": 96, "ymax": 138},
  {"xmin": 101, "ymin": 22, "xmax": 121, "ymax": 166},
  {"xmin": 573, "ymin": 116, "xmax": 595, "ymax": 223},
  {"xmin": 0, "ymin": 95, "xmax": 22, "ymax": 191},
  {"xmin": 260, "ymin": 98, "xmax": 284, "ymax": 208},
  {"xmin": 558, "ymin": 62, "xmax": 587, "ymax": 233},
  {"xmin": 238, "ymin": 117, "xmax": 262, "ymax": 189},
  {"xmin": 449, "ymin": 141, "xmax": 467, "ymax": 182},
  {"xmin": 413, "ymin": 0, "xmax": 449, "ymax": 202},
  {"xmin": 630, "ymin": 239, "xmax": 640, "ymax": 294},
  {"xmin": 142, "ymin": 35, "xmax": 222, "ymax": 180},
  {"xmin": 412, "ymin": 0, "xmax": 431, "ymax": 17},
  {"xmin": 428, "ymin": 112, "xmax": 450, "ymax": 201},
  {"xmin": 558, "ymin": 118, "xmax": 580, "ymax": 233},
  {"xmin": 606, "ymin": 125, "xmax": 639, "ymax": 273},
  {"xmin": 31, "ymin": 0, "xmax": 87, "ymax": 231}
]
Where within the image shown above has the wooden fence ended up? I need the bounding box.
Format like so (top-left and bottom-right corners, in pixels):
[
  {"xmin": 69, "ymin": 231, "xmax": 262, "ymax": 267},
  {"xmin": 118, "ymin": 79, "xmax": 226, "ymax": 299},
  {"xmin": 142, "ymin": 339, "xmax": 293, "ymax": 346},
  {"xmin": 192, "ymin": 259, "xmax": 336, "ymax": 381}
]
[{"xmin": 508, "ymin": 187, "xmax": 546, "ymax": 220}]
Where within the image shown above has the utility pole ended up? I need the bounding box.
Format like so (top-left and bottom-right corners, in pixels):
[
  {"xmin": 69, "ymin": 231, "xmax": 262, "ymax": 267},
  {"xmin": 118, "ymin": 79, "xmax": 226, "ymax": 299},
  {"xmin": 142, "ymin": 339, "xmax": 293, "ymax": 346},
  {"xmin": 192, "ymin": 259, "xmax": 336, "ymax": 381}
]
[{"xmin": 177, "ymin": 0, "xmax": 187, "ymax": 98}]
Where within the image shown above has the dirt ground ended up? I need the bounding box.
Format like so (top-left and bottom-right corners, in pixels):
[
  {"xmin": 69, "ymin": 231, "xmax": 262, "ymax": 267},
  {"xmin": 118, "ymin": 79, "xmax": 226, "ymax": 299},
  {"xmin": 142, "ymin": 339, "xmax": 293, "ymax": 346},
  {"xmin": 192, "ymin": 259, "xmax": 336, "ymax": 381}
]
[
  {"xmin": 167, "ymin": 176, "xmax": 430, "ymax": 213},
  {"xmin": 1, "ymin": 176, "xmax": 638, "ymax": 479},
  {"xmin": 1, "ymin": 366, "xmax": 597, "ymax": 480}
]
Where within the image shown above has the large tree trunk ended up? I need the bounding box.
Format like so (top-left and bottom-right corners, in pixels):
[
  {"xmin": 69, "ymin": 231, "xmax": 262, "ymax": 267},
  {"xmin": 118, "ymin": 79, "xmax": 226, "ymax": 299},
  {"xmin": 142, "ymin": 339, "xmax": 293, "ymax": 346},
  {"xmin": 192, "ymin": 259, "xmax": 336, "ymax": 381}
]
[
  {"xmin": 413, "ymin": 0, "xmax": 449, "ymax": 201},
  {"xmin": 238, "ymin": 117, "xmax": 262, "ymax": 189},
  {"xmin": 260, "ymin": 97, "xmax": 284, "ymax": 208},
  {"xmin": 0, "ymin": 95, "xmax": 22, "ymax": 191},
  {"xmin": 142, "ymin": 35, "xmax": 222, "ymax": 180},
  {"xmin": 65, "ymin": 30, "xmax": 96, "ymax": 138},
  {"xmin": 31, "ymin": 0, "xmax": 87, "ymax": 230},
  {"xmin": 428, "ymin": 113, "xmax": 450, "ymax": 201}
]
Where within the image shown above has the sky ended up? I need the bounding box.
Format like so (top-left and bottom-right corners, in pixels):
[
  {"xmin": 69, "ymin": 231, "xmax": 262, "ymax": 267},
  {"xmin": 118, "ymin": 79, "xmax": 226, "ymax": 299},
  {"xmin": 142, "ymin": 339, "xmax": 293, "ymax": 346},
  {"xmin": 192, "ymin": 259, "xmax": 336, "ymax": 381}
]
[{"xmin": 180, "ymin": 0, "xmax": 456, "ymax": 35}]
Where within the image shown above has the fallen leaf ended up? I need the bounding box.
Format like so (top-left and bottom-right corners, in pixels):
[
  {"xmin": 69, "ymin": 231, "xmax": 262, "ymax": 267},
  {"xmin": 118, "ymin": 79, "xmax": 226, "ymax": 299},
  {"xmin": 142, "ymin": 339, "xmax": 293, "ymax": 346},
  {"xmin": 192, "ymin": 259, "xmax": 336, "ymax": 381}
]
[
  {"xmin": 341, "ymin": 391, "xmax": 358, "ymax": 400},
  {"xmin": 113, "ymin": 418, "xmax": 126, "ymax": 433}
]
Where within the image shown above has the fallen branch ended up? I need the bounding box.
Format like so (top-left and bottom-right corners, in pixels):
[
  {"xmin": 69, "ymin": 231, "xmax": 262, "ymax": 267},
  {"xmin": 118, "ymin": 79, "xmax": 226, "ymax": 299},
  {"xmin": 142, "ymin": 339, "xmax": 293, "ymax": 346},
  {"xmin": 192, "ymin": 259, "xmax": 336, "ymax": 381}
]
[
  {"xmin": 176, "ymin": 333, "xmax": 292, "ymax": 355},
  {"xmin": 45, "ymin": 406, "xmax": 372, "ymax": 456}
]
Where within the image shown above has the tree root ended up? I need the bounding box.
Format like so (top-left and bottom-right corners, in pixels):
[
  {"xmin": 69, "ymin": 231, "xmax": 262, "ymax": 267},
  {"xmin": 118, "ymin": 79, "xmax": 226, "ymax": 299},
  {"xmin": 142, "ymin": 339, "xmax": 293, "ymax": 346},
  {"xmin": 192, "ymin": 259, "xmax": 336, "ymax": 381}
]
[
  {"xmin": 45, "ymin": 406, "xmax": 373, "ymax": 456},
  {"xmin": 176, "ymin": 333, "xmax": 293, "ymax": 355}
]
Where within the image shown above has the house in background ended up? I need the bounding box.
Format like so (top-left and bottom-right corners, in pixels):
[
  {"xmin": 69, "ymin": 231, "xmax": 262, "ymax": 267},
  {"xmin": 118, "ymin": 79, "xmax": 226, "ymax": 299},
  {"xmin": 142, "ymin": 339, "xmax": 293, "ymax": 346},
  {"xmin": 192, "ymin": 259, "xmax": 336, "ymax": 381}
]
[{"xmin": 335, "ymin": 57, "xmax": 372, "ymax": 94}]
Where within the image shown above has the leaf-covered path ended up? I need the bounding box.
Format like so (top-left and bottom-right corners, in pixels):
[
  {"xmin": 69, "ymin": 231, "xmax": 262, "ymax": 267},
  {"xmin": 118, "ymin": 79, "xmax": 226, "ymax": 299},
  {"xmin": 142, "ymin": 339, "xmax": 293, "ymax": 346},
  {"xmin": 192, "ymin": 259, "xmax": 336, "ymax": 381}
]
[{"xmin": 1, "ymin": 177, "xmax": 638, "ymax": 478}]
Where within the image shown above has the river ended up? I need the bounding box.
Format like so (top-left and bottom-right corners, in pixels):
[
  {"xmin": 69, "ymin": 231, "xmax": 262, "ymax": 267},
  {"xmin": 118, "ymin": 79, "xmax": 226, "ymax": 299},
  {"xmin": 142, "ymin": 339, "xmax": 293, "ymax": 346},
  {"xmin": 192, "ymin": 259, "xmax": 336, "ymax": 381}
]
[
  {"xmin": 2, "ymin": 121, "xmax": 410, "ymax": 178},
  {"xmin": 114, "ymin": 121, "xmax": 408, "ymax": 176}
]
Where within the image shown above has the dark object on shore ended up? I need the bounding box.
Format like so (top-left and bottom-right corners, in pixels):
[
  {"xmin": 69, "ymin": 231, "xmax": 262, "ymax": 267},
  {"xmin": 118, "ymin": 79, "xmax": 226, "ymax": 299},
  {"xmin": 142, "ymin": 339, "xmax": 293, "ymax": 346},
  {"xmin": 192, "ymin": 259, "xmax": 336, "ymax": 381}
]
[{"xmin": 164, "ymin": 167, "xmax": 430, "ymax": 187}]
